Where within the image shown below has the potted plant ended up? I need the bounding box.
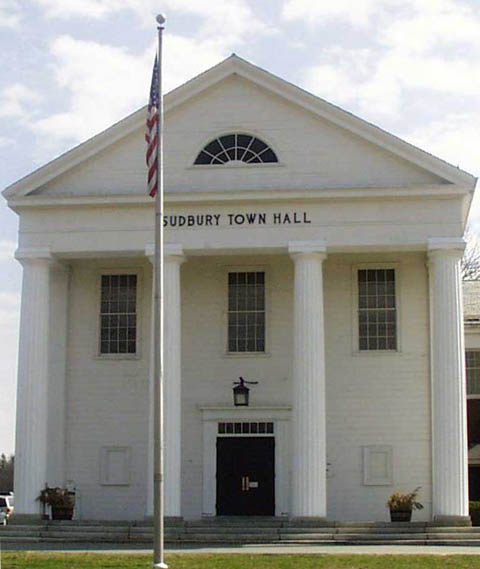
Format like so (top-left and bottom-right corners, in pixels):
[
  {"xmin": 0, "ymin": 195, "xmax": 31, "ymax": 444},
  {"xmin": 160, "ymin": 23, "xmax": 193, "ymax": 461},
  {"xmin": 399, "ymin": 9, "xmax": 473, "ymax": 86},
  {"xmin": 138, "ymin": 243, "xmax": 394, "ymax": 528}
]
[
  {"xmin": 38, "ymin": 486, "xmax": 75, "ymax": 520},
  {"xmin": 387, "ymin": 487, "xmax": 423, "ymax": 522},
  {"xmin": 470, "ymin": 501, "xmax": 480, "ymax": 526}
]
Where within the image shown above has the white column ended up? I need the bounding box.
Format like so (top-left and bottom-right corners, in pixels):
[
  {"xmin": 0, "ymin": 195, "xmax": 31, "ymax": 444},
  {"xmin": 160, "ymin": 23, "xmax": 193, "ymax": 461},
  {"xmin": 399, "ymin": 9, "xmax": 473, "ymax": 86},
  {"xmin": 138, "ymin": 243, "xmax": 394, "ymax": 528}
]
[
  {"xmin": 46, "ymin": 263, "xmax": 71, "ymax": 487},
  {"xmin": 14, "ymin": 248, "xmax": 52, "ymax": 516},
  {"xmin": 289, "ymin": 240, "xmax": 327, "ymax": 519},
  {"xmin": 428, "ymin": 238, "xmax": 469, "ymax": 524},
  {"xmin": 146, "ymin": 244, "xmax": 185, "ymax": 518}
]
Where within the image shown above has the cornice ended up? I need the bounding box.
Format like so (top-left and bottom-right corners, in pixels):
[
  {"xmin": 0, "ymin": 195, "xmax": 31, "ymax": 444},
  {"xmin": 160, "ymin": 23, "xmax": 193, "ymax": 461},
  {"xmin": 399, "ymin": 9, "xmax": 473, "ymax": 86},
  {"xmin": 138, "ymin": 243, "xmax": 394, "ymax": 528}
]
[{"xmin": 6, "ymin": 183, "xmax": 471, "ymax": 212}]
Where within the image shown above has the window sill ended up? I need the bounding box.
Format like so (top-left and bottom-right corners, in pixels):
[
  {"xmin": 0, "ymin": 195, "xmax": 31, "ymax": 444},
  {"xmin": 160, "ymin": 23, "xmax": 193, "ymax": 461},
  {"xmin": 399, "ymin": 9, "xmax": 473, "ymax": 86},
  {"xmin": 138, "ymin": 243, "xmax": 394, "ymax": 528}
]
[
  {"xmin": 223, "ymin": 352, "xmax": 271, "ymax": 359},
  {"xmin": 95, "ymin": 354, "xmax": 140, "ymax": 361},
  {"xmin": 352, "ymin": 349, "xmax": 401, "ymax": 357}
]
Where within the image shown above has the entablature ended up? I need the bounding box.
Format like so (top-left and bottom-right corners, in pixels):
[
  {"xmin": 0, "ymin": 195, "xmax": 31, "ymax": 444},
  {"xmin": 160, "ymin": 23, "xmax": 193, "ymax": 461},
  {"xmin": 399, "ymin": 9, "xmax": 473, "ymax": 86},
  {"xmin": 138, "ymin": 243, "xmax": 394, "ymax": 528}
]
[{"xmin": 6, "ymin": 182, "xmax": 472, "ymax": 212}]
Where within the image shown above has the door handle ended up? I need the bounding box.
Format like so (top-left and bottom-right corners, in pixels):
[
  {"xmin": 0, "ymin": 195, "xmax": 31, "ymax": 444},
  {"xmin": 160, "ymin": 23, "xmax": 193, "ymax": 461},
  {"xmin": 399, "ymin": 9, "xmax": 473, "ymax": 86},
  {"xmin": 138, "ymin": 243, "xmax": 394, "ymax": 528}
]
[{"xmin": 241, "ymin": 476, "xmax": 250, "ymax": 492}]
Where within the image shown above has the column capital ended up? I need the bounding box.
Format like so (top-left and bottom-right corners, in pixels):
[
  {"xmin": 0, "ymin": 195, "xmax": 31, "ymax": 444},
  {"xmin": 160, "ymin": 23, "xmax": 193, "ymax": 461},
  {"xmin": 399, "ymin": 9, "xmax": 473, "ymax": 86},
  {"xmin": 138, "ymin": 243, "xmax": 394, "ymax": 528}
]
[
  {"xmin": 164, "ymin": 244, "xmax": 186, "ymax": 265},
  {"xmin": 15, "ymin": 247, "xmax": 53, "ymax": 265},
  {"xmin": 427, "ymin": 238, "xmax": 465, "ymax": 259},
  {"xmin": 15, "ymin": 248, "xmax": 71, "ymax": 273},
  {"xmin": 288, "ymin": 240, "xmax": 327, "ymax": 260},
  {"xmin": 145, "ymin": 243, "xmax": 185, "ymax": 264}
]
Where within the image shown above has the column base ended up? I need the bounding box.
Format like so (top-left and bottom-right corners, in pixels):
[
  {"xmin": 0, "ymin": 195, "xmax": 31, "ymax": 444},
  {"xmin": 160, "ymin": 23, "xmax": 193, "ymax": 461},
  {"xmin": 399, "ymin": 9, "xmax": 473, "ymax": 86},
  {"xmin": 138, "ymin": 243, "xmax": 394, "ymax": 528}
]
[{"xmin": 433, "ymin": 515, "xmax": 471, "ymax": 526}]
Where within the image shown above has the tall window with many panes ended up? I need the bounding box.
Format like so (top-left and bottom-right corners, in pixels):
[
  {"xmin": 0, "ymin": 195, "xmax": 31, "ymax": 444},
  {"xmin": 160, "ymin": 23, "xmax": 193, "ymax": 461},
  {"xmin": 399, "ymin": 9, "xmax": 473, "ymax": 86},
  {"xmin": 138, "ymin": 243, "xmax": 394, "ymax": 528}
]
[
  {"xmin": 467, "ymin": 351, "xmax": 480, "ymax": 396},
  {"xmin": 466, "ymin": 350, "xmax": 480, "ymax": 500},
  {"xmin": 228, "ymin": 271, "xmax": 265, "ymax": 353},
  {"xmin": 99, "ymin": 274, "xmax": 137, "ymax": 354},
  {"xmin": 358, "ymin": 268, "xmax": 397, "ymax": 351}
]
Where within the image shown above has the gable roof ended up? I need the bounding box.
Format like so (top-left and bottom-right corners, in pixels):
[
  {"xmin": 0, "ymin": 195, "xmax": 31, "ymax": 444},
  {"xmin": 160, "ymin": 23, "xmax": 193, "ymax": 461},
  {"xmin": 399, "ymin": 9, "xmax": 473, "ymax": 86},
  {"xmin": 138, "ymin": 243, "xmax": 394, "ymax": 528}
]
[{"xmin": 3, "ymin": 54, "xmax": 477, "ymax": 201}]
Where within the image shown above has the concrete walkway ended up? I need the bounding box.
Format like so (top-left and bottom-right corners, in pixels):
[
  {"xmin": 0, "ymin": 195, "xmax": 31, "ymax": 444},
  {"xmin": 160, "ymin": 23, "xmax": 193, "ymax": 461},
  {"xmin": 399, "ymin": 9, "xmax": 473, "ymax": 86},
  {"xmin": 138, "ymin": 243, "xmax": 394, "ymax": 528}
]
[{"xmin": 2, "ymin": 542, "xmax": 480, "ymax": 555}]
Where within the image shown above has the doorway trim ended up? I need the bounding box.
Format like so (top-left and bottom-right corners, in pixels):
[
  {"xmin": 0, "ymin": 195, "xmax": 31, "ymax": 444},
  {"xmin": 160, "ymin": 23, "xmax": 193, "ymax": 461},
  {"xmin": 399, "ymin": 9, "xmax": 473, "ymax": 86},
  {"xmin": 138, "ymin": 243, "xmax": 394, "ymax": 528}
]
[{"xmin": 199, "ymin": 405, "xmax": 291, "ymax": 517}]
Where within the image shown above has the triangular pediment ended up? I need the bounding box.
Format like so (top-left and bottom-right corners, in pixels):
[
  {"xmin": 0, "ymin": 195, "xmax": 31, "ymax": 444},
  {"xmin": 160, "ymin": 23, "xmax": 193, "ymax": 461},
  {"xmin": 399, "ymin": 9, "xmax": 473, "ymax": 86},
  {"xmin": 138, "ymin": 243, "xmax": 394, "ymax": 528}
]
[{"xmin": 3, "ymin": 55, "xmax": 476, "ymax": 203}]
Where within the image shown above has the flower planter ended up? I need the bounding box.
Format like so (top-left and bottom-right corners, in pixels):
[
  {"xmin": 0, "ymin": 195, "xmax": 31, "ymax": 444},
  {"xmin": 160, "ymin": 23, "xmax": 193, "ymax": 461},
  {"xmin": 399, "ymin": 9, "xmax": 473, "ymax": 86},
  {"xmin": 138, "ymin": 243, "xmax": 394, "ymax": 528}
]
[
  {"xmin": 38, "ymin": 487, "xmax": 75, "ymax": 520},
  {"xmin": 387, "ymin": 487, "xmax": 422, "ymax": 522},
  {"xmin": 390, "ymin": 509, "xmax": 412, "ymax": 522},
  {"xmin": 470, "ymin": 509, "xmax": 480, "ymax": 526},
  {"xmin": 51, "ymin": 506, "xmax": 74, "ymax": 520}
]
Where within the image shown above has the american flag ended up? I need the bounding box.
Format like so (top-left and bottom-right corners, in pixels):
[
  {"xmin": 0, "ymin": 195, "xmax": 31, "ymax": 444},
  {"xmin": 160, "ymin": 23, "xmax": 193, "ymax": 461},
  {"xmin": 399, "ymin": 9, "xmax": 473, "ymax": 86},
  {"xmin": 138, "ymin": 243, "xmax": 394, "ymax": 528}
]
[{"xmin": 146, "ymin": 56, "xmax": 159, "ymax": 197}]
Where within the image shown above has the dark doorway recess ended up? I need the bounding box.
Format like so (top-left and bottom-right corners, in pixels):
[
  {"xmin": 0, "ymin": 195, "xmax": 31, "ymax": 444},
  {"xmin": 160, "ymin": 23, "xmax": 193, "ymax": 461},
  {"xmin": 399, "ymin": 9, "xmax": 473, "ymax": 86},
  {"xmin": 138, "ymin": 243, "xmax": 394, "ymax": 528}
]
[
  {"xmin": 216, "ymin": 437, "xmax": 274, "ymax": 516},
  {"xmin": 469, "ymin": 466, "xmax": 480, "ymax": 502}
]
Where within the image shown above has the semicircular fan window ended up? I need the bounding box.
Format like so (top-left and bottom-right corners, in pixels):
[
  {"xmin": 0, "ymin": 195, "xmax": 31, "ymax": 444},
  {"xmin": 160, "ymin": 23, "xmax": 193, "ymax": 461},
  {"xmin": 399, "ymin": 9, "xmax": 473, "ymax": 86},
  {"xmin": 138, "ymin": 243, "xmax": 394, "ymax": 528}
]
[{"xmin": 194, "ymin": 133, "xmax": 278, "ymax": 165}]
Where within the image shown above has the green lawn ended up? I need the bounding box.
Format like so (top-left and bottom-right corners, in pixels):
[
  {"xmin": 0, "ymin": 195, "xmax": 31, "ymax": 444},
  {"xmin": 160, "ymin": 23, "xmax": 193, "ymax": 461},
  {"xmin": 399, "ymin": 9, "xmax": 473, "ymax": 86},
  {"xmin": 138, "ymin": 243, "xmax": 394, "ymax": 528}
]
[{"xmin": 2, "ymin": 553, "xmax": 480, "ymax": 569}]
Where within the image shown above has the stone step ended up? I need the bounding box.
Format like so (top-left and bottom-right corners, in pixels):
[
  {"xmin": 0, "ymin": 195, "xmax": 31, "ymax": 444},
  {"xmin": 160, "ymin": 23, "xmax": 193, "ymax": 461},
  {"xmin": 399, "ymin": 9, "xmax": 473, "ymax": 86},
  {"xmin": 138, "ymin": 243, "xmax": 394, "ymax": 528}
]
[
  {"xmin": 3, "ymin": 521, "xmax": 480, "ymax": 546},
  {"xmin": 0, "ymin": 528, "xmax": 43, "ymax": 536},
  {"xmin": 133, "ymin": 527, "xmax": 282, "ymax": 536},
  {"xmin": 2, "ymin": 533, "xmax": 480, "ymax": 546},
  {"xmin": 336, "ymin": 533, "xmax": 480, "ymax": 541},
  {"xmin": 39, "ymin": 531, "xmax": 130, "ymax": 540},
  {"xmin": 426, "ymin": 526, "xmax": 480, "ymax": 533},
  {"xmin": 44, "ymin": 525, "xmax": 131, "ymax": 533},
  {"xmin": 170, "ymin": 532, "xmax": 281, "ymax": 542}
]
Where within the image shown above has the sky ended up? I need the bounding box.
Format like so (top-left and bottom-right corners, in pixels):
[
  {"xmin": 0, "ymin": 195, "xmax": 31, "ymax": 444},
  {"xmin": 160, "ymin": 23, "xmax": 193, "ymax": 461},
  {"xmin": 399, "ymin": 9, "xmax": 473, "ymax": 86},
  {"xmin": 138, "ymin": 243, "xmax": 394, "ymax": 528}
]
[{"xmin": 1, "ymin": 0, "xmax": 480, "ymax": 456}]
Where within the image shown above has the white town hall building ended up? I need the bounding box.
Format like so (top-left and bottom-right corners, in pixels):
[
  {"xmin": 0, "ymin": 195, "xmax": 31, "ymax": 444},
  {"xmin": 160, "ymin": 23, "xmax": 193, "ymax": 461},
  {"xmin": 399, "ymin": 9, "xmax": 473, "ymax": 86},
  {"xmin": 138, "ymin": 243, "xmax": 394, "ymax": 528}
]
[{"xmin": 3, "ymin": 55, "xmax": 477, "ymax": 523}]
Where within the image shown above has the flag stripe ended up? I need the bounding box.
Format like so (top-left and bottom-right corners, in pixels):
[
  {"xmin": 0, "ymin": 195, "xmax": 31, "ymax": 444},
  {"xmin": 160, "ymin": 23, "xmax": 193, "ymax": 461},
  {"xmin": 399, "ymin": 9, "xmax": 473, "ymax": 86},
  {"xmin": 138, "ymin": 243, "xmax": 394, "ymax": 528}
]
[{"xmin": 146, "ymin": 56, "xmax": 159, "ymax": 197}]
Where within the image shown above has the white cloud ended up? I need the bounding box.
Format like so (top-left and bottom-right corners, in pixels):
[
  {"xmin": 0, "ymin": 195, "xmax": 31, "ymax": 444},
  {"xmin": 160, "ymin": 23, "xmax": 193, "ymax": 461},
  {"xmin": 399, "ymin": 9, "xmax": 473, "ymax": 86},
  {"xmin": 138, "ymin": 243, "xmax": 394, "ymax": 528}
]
[
  {"xmin": 299, "ymin": 0, "xmax": 480, "ymax": 120},
  {"xmin": 0, "ymin": 292, "xmax": 20, "ymax": 314},
  {"xmin": 30, "ymin": 32, "xmax": 230, "ymax": 153},
  {"xmin": 159, "ymin": 0, "xmax": 273, "ymax": 45},
  {"xmin": 404, "ymin": 113, "xmax": 480, "ymax": 178},
  {"xmin": 162, "ymin": 34, "xmax": 230, "ymax": 92},
  {"xmin": 0, "ymin": 136, "xmax": 13, "ymax": 148},
  {"xmin": 0, "ymin": 240, "xmax": 16, "ymax": 262},
  {"xmin": 305, "ymin": 44, "xmax": 480, "ymax": 120},
  {"xmin": 0, "ymin": 292, "xmax": 19, "ymax": 455},
  {"xmin": 282, "ymin": 0, "xmax": 478, "ymax": 36},
  {"xmin": 303, "ymin": 48, "xmax": 404, "ymax": 117},
  {"xmin": 25, "ymin": 0, "xmax": 274, "ymax": 156},
  {"xmin": 0, "ymin": 0, "xmax": 22, "ymax": 28},
  {"xmin": 32, "ymin": 36, "xmax": 152, "ymax": 146},
  {"xmin": 282, "ymin": 0, "xmax": 403, "ymax": 27},
  {"xmin": 34, "ymin": 0, "xmax": 272, "ymax": 42},
  {"xmin": 379, "ymin": 1, "xmax": 480, "ymax": 54},
  {"xmin": 0, "ymin": 84, "xmax": 41, "ymax": 120},
  {"xmin": 34, "ymin": 0, "xmax": 125, "ymax": 19}
]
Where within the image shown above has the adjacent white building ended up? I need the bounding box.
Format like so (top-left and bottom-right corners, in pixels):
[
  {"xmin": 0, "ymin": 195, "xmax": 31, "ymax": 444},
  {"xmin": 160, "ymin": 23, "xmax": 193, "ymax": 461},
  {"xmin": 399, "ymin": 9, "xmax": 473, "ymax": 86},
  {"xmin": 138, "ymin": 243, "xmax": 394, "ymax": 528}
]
[
  {"xmin": 3, "ymin": 55, "xmax": 477, "ymax": 523},
  {"xmin": 464, "ymin": 281, "xmax": 480, "ymax": 501}
]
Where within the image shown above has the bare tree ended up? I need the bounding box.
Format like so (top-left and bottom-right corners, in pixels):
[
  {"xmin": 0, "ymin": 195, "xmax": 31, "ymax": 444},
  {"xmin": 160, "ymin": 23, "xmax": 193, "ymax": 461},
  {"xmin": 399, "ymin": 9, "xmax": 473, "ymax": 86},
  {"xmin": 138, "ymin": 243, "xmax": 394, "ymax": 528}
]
[
  {"xmin": 462, "ymin": 230, "xmax": 480, "ymax": 280},
  {"xmin": 0, "ymin": 454, "xmax": 14, "ymax": 493}
]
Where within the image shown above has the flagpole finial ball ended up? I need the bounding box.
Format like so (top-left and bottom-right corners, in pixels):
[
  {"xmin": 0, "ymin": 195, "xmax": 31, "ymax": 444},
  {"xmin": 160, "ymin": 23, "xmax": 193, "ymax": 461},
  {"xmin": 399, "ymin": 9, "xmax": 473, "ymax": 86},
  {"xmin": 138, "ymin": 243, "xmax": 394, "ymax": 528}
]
[{"xmin": 156, "ymin": 14, "xmax": 166, "ymax": 25}]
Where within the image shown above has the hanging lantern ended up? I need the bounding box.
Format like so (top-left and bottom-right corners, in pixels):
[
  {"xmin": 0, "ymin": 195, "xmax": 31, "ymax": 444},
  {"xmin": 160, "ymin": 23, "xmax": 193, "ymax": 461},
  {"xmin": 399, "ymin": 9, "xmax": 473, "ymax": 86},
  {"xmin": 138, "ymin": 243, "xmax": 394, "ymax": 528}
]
[{"xmin": 233, "ymin": 377, "xmax": 258, "ymax": 406}]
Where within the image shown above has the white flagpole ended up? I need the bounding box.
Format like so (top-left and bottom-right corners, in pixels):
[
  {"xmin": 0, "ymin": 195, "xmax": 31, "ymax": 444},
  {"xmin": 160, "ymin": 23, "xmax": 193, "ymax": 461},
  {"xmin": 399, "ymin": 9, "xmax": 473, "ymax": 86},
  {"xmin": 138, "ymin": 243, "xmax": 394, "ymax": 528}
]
[{"xmin": 153, "ymin": 12, "xmax": 167, "ymax": 569}]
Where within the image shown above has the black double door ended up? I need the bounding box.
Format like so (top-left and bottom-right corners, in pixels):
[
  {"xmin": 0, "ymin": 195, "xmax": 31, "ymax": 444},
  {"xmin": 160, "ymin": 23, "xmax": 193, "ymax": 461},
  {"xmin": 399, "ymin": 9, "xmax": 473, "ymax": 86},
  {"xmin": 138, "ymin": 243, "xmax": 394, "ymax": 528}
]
[{"xmin": 216, "ymin": 437, "xmax": 275, "ymax": 516}]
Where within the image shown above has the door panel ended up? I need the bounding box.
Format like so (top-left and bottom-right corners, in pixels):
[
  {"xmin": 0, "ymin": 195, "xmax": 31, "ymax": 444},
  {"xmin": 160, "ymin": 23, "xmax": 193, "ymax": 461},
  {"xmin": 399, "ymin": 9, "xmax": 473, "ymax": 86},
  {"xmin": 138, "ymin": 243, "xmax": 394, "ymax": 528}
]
[{"xmin": 216, "ymin": 437, "xmax": 274, "ymax": 515}]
